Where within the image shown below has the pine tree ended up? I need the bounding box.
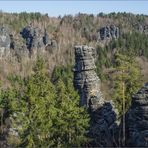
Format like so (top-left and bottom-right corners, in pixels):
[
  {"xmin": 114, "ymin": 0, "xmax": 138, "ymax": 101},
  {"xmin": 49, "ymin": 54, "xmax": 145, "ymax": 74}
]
[
  {"xmin": 112, "ymin": 51, "xmax": 142, "ymax": 146},
  {"xmin": 0, "ymin": 58, "xmax": 89, "ymax": 147},
  {"xmin": 113, "ymin": 52, "xmax": 142, "ymax": 116},
  {"xmin": 0, "ymin": 57, "xmax": 57, "ymax": 147},
  {"xmin": 53, "ymin": 79, "xmax": 89, "ymax": 147},
  {"xmin": 17, "ymin": 57, "xmax": 57, "ymax": 147}
]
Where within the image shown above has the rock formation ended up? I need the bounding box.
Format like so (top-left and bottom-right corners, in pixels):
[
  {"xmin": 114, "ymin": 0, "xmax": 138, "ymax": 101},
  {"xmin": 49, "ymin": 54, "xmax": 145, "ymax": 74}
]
[
  {"xmin": 125, "ymin": 83, "xmax": 148, "ymax": 147},
  {"xmin": 0, "ymin": 26, "xmax": 29, "ymax": 59},
  {"xmin": 134, "ymin": 24, "xmax": 148, "ymax": 35},
  {"xmin": 20, "ymin": 25, "xmax": 57, "ymax": 55},
  {"xmin": 0, "ymin": 27, "xmax": 11, "ymax": 57},
  {"xmin": 0, "ymin": 25, "xmax": 57, "ymax": 59},
  {"xmin": 20, "ymin": 25, "xmax": 45, "ymax": 53},
  {"xmin": 73, "ymin": 45, "xmax": 117, "ymax": 147},
  {"xmin": 97, "ymin": 25, "xmax": 119, "ymax": 41},
  {"xmin": 73, "ymin": 45, "xmax": 103, "ymax": 109}
]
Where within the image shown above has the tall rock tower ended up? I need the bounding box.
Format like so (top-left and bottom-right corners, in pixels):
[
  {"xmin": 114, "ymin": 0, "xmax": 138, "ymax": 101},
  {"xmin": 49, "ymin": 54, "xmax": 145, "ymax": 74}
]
[
  {"xmin": 73, "ymin": 45, "xmax": 104, "ymax": 111},
  {"xmin": 73, "ymin": 45, "xmax": 117, "ymax": 147}
]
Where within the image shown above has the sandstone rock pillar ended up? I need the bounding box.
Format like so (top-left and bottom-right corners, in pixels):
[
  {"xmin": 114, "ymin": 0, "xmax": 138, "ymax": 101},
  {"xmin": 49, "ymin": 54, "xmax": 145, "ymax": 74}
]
[
  {"xmin": 73, "ymin": 45, "xmax": 117, "ymax": 147},
  {"xmin": 73, "ymin": 45, "xmax": 104, "ymax": 111}
]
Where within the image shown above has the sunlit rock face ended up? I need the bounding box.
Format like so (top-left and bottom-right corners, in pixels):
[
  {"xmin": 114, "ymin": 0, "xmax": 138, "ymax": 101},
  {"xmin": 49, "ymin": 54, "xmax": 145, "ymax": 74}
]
[
  {"xmin": 73, "ymin": 45, "xmax": 117, "ymax": 147},
  {"xmin": 125, "ymin": 83, "xmax": 148, "ymax": 147},
  {"xmin": 73, "ymin": 45, "xmax": 104, "ymax": 110},
  {"xmin": 0, "ymin": 27, "xmax": 11, "ymax": 57}
]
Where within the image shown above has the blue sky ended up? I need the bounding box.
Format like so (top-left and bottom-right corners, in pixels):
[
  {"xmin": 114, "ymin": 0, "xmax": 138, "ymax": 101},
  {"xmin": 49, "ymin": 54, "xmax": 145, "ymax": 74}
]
[{"xmin": 0, "ymin": 1, "xmax": 148, "ymax": 17}]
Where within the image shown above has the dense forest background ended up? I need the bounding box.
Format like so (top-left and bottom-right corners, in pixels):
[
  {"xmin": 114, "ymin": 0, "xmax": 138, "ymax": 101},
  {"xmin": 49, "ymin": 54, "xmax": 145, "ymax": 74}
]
[
  {"xmin": 0, "ymin": 11, "xmax": 148, "ymax": 147},
  {"xmin": 0, "ymin": 12, "xmax": 148, "ymax": 92}
]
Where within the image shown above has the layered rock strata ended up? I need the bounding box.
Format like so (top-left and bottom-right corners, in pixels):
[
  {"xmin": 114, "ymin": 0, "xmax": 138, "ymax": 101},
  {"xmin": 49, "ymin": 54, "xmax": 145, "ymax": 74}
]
[
  {"xmin": 73, "ymin": 45, "xmax": 104, "ymax": 109},
  {"xmin": 125, "ymin": 83, "xmax": 148, "ymax": 147},
  {"xmin": 73, "ymin": 45, "xmax": 117, "ymax": 147},
  {"xmin": 97, "ymin": 25, "xmax": 119, "ymax": 41}
]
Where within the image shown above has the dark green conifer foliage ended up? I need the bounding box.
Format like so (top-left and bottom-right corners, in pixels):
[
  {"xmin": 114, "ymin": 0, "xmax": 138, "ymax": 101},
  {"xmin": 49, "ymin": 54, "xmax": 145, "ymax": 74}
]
[
  {"xmin": 0, "ymin": 58, "xmax": 89, "ymax": 147},
  {"xmin": 113, "ymin": 52, "xmax": 142, "ymax": 117}
]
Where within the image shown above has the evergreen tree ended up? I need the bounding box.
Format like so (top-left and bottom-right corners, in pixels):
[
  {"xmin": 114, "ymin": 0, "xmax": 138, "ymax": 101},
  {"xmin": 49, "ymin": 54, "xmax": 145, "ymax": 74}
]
[
  {"xmin": 0, "ymin": 58, "xmax": 89, "ymax": 147},
  {"xmin": 17, "ymin": 57, "xmax": 57, "ymax": 147},
  {"xmin": 53, "ymin": 79, "xmax": 89, "ymax": 147},
  {"xmin": 113, "ymin": 52, "xmax": 142, "ymax": 116},
  {"xmin": 112, "ymin": 52, "xmax": 142, "ymax": 146}
]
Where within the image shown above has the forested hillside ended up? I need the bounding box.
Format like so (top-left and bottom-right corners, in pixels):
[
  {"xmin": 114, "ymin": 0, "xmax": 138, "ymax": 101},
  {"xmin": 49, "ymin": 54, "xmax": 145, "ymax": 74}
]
[
  {"xmin": 0, "ymin": 11, "xmax": 148, "ymax": 147},
  {"xmin": 0, "ymin": 12, "xmax": 148, "ymax": 79}
]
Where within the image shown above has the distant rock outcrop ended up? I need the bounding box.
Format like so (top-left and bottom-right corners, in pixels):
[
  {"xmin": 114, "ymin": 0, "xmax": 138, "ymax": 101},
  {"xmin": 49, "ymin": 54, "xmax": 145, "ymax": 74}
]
[
  {"xmin": 0, "ymin": 25, "xmax": 57, "ymax": 59},
  {"xmin": 0, "ymin": 26, "xmax": 29, "ymax": 59},
  {"xmin": 125, "ymin": 83, "xmax": 148, "ymax": 147},
  {"xmin": 20, "ymin": 25, "xmax": 57, "ymax": 55},
  {"xmin": 20, "ymin": 25, "xmax": 45, "ymax": 53},
  {"xmin": 140, "ymin": 25, "xmax": 148, "ymax": 35},
  {"xmin": 0, "ymin": 27, "xmax": 11, "ymax": 57},
  {"xmin": 73, "ymin": 45, "xmax": 117, "ymax": 147},
  {"xmin": 97, "ymin": 25, "xmax": 119, "ymax": 41},
  {"xmin": 134, "ymin": 24, "xmax": 148, "ymax": 35}
]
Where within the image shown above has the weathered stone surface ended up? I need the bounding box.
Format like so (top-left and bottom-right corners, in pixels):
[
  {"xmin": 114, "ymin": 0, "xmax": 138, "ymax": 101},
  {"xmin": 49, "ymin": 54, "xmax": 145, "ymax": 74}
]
[
  {"xmin": 20, "ymin": 25, "xmax": 56, "ymax": 55},
  {"xmin": 0, "ymin": 27, "xmax": 11, "ymax": 57},
  {"xmin": 73, "ymin": 45, "xmax": 117, "ymax": 147},
  {"xmin": 20, "ymin": 25, "xmax": 45, "ymax": 53},
  {"xmin": 73, "ymin": 45, "xmax": 103, "ymax": 109},
  {"xmin": 89, "ymin": 102, "xmax": 118, "ymax": 147},
  {"xmin": 125, "ymin": 83, "xmax": 148, "ymax": 147},
  {"xmin": 97, "ymin": 25, "xmax": 119, "ymax": 41}
]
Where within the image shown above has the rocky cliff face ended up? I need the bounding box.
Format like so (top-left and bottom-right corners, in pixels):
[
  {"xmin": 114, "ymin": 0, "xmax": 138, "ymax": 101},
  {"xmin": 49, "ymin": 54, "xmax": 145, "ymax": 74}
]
[
  {"xmin": 0, "ymin": 27, "xmax": 11, "ymax": 57},
  {"xmin": 20, "ymin": 25, "xmax": 46, "ymax": 54},
  {"xmin": 97, "ymin": 25, "xmax": 119, "ymax": 41},
  {"xmin": 73, "ymin": 45, "xmax": 117, "ymax": 147},
  {"xmin": 0, "ymin": 25, "xmax": 57, "ymax": 59},
  {"xmin": 125, "ymin": 83, "xmax": 148, "ymax": 147},
  {"xmin": 73, "ymin": 45, "xmax": 148, "ymax": 147},
  {"xmin": 20, "ymin": 25, "xmax": 58, "ymax": 55}
]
